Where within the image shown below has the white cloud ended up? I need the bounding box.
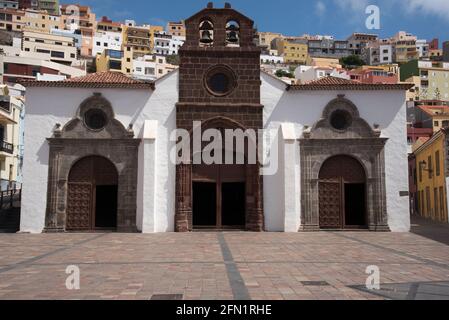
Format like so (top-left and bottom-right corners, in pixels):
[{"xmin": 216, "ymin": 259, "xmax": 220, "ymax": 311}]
[
  {"xmin": 332, "ymin": 0, "xmax": 370, "ymax": 26},
  {"xmin": 333, "ymin": 0, "xmax": 369, "ymax": 11},
  {"xmin": 401, "ymin": 0, "xmax": 449, "ymax": 21},
  {"xmin": 315, "ymin": 1, "xmax": 326, "ymax": 16}
]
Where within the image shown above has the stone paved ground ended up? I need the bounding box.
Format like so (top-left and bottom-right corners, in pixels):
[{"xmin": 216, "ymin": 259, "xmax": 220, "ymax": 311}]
[{"xmin": 0, "ymin": 216, "xmax": 448, "ymax": 300}]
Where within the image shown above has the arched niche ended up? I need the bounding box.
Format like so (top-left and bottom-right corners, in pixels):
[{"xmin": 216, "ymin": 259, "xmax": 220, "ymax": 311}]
[{"xmin": 199, "ymin": 19, "xmax": 214, "ymax": 46}]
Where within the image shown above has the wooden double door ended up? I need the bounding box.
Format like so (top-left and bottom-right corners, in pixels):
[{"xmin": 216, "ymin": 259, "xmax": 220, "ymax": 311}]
[
  {"xmin": 66, "ymin": 156, "xmax": 118, "ymax": 231},
  {"xmin": 319, "ymin": 156, "xmax": 367, "ymax": 229},
  {"xmin": 192, "ymin": 164, "xmax": 246, "ymax": 229}
]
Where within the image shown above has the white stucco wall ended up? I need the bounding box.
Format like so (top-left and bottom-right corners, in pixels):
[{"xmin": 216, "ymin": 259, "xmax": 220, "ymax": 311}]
[
  {"xmin": 261, "ymin": 72, "xmax": 410, "ymax": 232},
  {"xmin": 21, "ymin": 70, "xmax": 409, "ymax": 233},
  {"xmin": 20, "ymin": 71, "xmax": 178, "ymax": 233}
]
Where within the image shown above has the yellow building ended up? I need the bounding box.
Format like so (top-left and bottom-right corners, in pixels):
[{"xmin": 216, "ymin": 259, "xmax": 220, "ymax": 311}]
[
  {"xmin": 405, "ymin": 76, "xmax": 421, "ymax": 102},
  {"xmin": 96, "ymin": 47, "xmax": 133, "ymax": 75},
  {"xmin": 306, "ymin": 57, "xmax": 342, "ymax": 68},
  {"xmin": 123, "ymin": 25, "xmax": 152, "ymax": 58},
  {"xmin": 166, "ymin": 21, "xmax": 185, "ymax": 37},
  {"xmin": 257, "ymin": 31, "xmax": 283, "ymax": 50},
  {"xmin": 418, "ymin": 61, "xmax": 449, "ymax": 101},
  {"xmin": 394, "ymin": 41, "xmax": 419, "ymax": 63},
  {"xmin": 278, "ymin": 38, "xmax": 308, "ymax": 64},
  {"xmin": 392, "ymin": 31, "xmax": 419, "ymax": 63},
  {"xmin": 414, "ymin": 129, "xmax": 449, "ymax": 223}
]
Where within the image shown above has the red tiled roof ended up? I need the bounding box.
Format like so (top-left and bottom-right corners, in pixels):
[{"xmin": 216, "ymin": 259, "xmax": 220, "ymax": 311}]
[
  {"xmin": 20, "ymin": 72, "xmax": 155, "ymax": 89},
  {"xmin": 418, "ymin": 105, "xmax": 449, "ymax": 116},
  {"xmin": 288, "ymin": 76, "xmax": 413, "ymax": 91}
]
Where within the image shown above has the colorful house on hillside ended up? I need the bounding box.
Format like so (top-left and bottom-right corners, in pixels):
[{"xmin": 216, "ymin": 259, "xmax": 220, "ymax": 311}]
[{"xmin": 413, "ymin": 101, "xmax": 449, "ymax": 133}]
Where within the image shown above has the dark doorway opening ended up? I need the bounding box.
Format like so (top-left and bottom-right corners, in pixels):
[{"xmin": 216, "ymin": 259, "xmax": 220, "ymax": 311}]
[
  {"xmin": 95, "ymin": 185, "xmax": 118, "ymax": 229},
  {"xmin": 222, "ymin": 182, "xmax": 246, "ymax": 227},
  {"xmin": 193, "ymin": 182, "xmax": 217, "ymax": 227},
  {"xmin": 344, "ymin": 183, "xmax": 366, "ymax": 227}
]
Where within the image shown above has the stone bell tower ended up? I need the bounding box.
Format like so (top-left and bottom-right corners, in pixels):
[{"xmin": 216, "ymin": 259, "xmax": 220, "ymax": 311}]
[{"xmin": 175, "ymin": 2, "xmax": 264, "ymax": 232}]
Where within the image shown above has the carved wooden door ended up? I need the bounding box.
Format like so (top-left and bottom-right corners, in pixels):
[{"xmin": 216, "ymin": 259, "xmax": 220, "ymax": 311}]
[
  {"xmin": 319, "ymin": 181, "xmax": 343, "ymax": 229},
  {"xmin": 319, "ymin": 155, "xmax": 367, "ymax": 229},
  {"xmin": 66, "ymin": 156, "xmax": 118, "ymax": 231},
  {"xmin": 66, "ymin": 182, "xmax": 93, "ymax": 230}
]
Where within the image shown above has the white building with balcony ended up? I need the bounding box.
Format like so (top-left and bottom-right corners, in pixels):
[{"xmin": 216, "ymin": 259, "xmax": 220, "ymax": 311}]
[
  {"xmin": 294, "ymin": 65, "xmax": 350, "ymax": 83},
  {"xmin": 93, "ymin": 31, "xmax": 123, "ymax": 56},
  {"xmin": 0, "ymin": 84, "xmax": 23, "ymax": 191},
  {"xmin": 132, "ymin": 54, "xmax": 177, "ymax": 80},
  {"xmin": 168, "ymin": 36, "xmax": 185, "ymax": 55},
  {"xmin": 153, "ymin": 32, "xmax": 171, "ymax": 55},
  {"xmin": 416, "ymin": 40, "xmax": 429, "ymax": 58},
  {"xmin": 260, "ymin": 54, "xmax": 284, "ymax": 64}
]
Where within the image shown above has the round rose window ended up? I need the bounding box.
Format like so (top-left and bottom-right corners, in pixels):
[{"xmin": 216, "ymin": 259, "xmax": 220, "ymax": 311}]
[
  {"xmin": 204, "ymin": 66, "xmax": 236, "ymax": 96},
  {"xmin": 330, "ymin": 110, "xmax": 352, "ymax": 131},
  {"xmin": 84, "ymin": 109, "xmax": 108, "ymax": 130}
]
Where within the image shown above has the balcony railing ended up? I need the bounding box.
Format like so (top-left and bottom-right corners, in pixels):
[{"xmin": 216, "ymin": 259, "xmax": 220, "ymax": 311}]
[
  {"xmin": 0, "ymin": 96, "xmax": 10, "ymax": 113},
  {"xmin": 0, "ymin": 141, "xmax": 13, "ymax": 154}
]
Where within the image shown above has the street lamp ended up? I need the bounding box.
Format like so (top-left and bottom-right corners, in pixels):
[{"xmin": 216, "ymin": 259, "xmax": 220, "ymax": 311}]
[{"xmin": 419, "ymin": 160, "xmax": 433, "ymax": 174}]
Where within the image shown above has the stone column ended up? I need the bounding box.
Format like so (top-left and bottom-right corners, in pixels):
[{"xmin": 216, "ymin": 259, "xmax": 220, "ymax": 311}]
[
  {"xmin": 44, "ymin": 142, "xmax": 64, "ymax": 233},
  {"xmin": 175, "ymin": 162, "xmax": 192, "ymax": 232},
  {"xmin": 298, "ymin": 147, "xmax": 320, "ymax": 231},
  {"xmin": 369, "ymin": 150, "xmax": 390, "ymax": 232},
  {"xmin": 246, "ymin": 164, "xmax": 264, "ymax": 231}
]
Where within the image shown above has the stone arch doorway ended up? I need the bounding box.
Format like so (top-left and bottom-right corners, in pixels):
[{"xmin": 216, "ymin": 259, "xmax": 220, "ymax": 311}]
[
  {"xmin": 176, "ymin": 117, "xmax": 264, "ymax": 232},
  {"xmin": 319, "ymin": 155, "xmax": 367, "ymax": 229},
  {"xmin": 66, "ymin": 156, "xmax": 119, "ymax": 231}
]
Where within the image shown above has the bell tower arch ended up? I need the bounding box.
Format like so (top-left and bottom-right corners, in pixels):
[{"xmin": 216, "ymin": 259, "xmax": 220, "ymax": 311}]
[{"xmin": 175, "ymin": 3, "xmax": 264, "ymax": 232}]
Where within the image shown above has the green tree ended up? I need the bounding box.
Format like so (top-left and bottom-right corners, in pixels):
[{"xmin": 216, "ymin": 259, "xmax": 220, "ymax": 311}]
[
  {"xmin": 275, "ymin": 69, "xmax": 294, "ymax": 78},
  {"xmin": 340, "ymin": 55, "xmax": 365, "ymax": 68},
  {"xmin": 434, "ymin": 88, "xmax": 441, "ymax": 100},
  {"xmin": 166, "ymin": 54, "xmax": 180, "ymax": 66}
]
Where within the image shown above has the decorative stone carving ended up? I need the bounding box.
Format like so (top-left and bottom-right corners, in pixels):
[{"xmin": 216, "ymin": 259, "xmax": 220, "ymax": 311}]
[
  {"xmin": 299, "ymin": 95, "xmax": 390, "ymax": 232},
  {"xmin": 44, "ymin": 94, "xmax": 140, "ymax": 233}
]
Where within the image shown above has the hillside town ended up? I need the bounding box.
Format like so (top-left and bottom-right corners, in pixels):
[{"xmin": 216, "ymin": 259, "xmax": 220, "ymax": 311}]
[
  {"xmin": 0, "ymin": 0, "xmax": 447, "ymax": 231},
  {"xmin": 1, "ymin": 0, "xmax": 449, "ymax": 303}
]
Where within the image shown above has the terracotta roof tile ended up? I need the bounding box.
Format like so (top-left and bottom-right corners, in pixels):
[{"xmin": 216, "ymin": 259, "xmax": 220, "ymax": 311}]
[
  {"xmin": 288, "ymin": 76, "xmax": 414, "ymax": 91},
  {"xmin": 20, "ymin": 72, "xmax": 155, "ymax": 90},
  {"xmin": 418, "ymin": 105, "xmax": 449, "ymax": 116}
]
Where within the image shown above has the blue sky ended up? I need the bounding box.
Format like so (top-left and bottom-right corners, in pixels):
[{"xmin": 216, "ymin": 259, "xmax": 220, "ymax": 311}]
[{"xmin": 76, "ymin": 0, "xmax": 449, "ymax": 43}]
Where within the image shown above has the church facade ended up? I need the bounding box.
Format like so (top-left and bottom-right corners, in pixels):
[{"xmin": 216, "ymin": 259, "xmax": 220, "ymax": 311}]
[{"xmin": 19, "ymin": 4, "xmax": 413, "ymax": 233}]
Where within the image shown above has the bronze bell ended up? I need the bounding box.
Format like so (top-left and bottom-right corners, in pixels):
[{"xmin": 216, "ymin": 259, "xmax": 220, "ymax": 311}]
[
  {"xmin": 200, "ymin": 30, "xmax": 213, "ymax": 44},
  {"xmin": 227, "ymin": 31, "xmax": 239, "ymax": 43}
]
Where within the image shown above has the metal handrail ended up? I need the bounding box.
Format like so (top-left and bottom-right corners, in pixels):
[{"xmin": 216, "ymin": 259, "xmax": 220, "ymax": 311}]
[
  {"xmin": 0, "ymin": 188, "xmax": 21, "ymax": 210},
  {"xmin": 0, "ymin": 141, "xmax": 13, "ymax": 154}
]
